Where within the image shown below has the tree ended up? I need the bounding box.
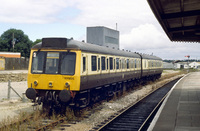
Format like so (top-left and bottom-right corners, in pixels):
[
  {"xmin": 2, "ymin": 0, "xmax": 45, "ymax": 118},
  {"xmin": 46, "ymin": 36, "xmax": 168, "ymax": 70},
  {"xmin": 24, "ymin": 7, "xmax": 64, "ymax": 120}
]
[
  {"xmin": 0, "ymin": 28, "xmax": 33, "ymax": 58},
  {"xmin": 32, "ymin": 39, "xmax": 42, "ymax": 47}
]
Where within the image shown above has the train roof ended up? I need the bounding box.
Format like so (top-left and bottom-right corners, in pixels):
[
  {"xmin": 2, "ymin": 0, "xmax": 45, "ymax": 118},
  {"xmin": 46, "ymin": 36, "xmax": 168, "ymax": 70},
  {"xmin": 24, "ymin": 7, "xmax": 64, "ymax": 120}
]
[{"xmin": 32, "ymin": 38, "xmax": 162, "ymax": 60}]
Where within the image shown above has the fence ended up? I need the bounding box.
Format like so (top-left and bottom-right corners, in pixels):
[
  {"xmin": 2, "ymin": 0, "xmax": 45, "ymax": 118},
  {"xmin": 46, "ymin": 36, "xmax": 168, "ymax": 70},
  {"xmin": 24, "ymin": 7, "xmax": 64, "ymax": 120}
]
[{"xmin": 0, "ymin": 57, "xmax": 29, "ymax": 70}]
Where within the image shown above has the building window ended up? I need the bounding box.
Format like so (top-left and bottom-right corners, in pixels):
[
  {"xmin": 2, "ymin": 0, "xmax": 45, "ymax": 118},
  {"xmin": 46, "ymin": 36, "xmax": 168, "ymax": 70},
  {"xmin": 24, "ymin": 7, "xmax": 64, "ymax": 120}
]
[
  {"xmin": 105, "ymin": 36, "xmax": 119, "ymax": 45},
  {"xmin": 91, "ymin": 56, "xmax": 97, "ymax": 71}
]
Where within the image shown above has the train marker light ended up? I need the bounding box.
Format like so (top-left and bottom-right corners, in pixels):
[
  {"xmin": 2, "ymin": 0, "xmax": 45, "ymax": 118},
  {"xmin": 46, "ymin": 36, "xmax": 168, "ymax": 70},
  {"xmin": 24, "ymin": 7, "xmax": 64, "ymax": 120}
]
[
  {"xmin": 49, "ymin": 82, "xmax": 53, "ymax": 87},
  {"xmin": 65, "ymin": 82, "xmax": 70, "ymax": 88},
  {"xmin": 34, "ymin": 81, "xmax": 38, "ymax": 86}
]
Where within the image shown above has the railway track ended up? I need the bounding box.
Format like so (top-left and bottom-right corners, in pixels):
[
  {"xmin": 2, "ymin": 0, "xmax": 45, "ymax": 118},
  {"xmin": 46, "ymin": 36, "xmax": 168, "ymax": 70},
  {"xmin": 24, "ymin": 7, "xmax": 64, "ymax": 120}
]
[
  {"xmin": 0, "ymin": 77, "xmax": 182, "ymax": 131},
  {"xmin": 92, "ymin": 78, "xmax": 180, "ymax": 131}
]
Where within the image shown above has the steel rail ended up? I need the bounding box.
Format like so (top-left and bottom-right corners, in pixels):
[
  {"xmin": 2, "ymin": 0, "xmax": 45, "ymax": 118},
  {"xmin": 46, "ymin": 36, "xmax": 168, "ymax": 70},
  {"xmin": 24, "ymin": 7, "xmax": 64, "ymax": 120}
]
[{"xmin": 94, "ymin": 78, "xmax": 180, "ymax": 131}]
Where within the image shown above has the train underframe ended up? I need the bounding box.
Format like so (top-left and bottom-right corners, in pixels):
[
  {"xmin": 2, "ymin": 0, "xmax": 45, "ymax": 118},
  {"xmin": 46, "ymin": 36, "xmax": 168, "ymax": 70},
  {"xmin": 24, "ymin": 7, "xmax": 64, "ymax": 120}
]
[{"xmin": 32, "ymin": 73, "xmax": 161, "ymax": 114}]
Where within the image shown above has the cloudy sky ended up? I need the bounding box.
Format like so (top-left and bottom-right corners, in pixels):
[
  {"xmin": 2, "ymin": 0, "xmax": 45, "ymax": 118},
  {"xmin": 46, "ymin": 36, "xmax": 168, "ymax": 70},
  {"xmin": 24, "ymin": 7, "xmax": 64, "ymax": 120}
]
[{"xmin": 0, "ymin": 0, "xmax": 199, "ymax": 60}]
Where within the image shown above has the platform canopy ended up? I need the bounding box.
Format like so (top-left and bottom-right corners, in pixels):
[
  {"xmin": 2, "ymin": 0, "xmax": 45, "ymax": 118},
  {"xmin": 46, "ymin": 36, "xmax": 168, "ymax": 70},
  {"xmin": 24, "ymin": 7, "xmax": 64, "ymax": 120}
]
[{"xmin": 147, "ymin": 0, "xmax": 200, "ymax": 42}]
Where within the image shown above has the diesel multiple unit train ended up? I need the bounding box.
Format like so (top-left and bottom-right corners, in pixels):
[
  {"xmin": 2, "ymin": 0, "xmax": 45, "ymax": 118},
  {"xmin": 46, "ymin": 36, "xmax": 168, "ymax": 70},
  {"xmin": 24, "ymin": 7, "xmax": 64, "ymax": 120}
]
[{"xmin": 26, "ymin": 37, "xmax": 163, "ymax": 111}]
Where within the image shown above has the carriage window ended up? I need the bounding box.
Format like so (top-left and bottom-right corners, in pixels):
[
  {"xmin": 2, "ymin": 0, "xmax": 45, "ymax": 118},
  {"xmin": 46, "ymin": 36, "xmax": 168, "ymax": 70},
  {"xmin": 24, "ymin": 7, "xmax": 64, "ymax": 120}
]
[
  {"xmin": 101, "ymin": 56, "xmax": 106, "ymax": 70},
  {"xmin": 135, "ymin": 59, "xmax": 137, "ymax": 68},
  {"xmin": 91, "ymin": 56, "xmax": 97, "ymax": 71},
  {"xmin": 122, "ymin": 59, "xmax": 125, "ymax": 69},
  {"xmin": 116, "ymin": 58, "xmax": 119, "ymax": 69},
  {"xmin": 98, "ymin": 58, "xmax": 100, "ymax": 70},
  {"xmin": 61, "ymin": 52, "xmax": 76, "ymax": 75},
  {"xmin": 109, "ymin": 57, "xmax": 113, "ymax": 70},
  {"xmin": 114, "ymin": 59, "xmax": 115, "ymax": 70},
  {"xmin": 127, "ymin": 59, "xmax": 129, "ymax": 69},
  {"xmin": 32, "ymin": 51, "xmax": 45, "ymax": 73},
  {"xmin": 130, "ymin": 59, "xmax": 134, "ymax": 68},
  {"xmin": 138, "ymin": 60, "xmax": 140, "ymax": 68},
  {"xmin": 83, "ymin": 57, "xmax": 86, "ymax": 72},
  {"xmin": 107, "ymin": 58, "xmax": 109, "ymax": 70}
]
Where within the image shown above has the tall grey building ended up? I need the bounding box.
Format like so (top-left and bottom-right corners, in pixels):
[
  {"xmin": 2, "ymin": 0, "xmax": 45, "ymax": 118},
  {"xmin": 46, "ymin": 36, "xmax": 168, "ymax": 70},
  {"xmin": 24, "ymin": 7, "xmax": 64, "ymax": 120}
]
[{"xmin": 87, "ymin": 26, "xmax": 119, "ymax": 49}]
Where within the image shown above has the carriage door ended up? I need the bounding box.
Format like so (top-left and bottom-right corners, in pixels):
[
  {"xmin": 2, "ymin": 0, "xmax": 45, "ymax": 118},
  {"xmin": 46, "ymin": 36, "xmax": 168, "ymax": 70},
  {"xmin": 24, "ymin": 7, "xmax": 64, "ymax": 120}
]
[{"xmin": 81, "ymin": 54, "xmax": 88, "ymax": 90}]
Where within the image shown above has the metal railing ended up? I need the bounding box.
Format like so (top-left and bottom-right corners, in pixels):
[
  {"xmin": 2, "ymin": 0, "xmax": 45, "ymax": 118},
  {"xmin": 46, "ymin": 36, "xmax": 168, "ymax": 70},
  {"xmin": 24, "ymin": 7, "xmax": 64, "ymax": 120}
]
[{"xmin": 7, "ymin": 80, "xmax": 26, "ymax": 102}]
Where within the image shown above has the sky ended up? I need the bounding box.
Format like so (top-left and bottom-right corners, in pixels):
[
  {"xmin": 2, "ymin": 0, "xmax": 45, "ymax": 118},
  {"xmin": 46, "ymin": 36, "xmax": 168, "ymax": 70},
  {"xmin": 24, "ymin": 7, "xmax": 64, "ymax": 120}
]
[{"xmin": 0, "ymin": 0, "xmax": 199, "ymax": 60}]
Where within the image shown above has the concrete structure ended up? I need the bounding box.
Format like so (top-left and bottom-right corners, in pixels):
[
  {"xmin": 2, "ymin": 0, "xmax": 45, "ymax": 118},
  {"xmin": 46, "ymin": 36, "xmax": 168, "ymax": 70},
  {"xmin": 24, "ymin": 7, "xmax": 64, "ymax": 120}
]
[
  {"xmin": 148, "ymin": 0, "xmax": 200, "ymax": 43},
  {"xmin": 163, "ymin": 62, "xmax": 174, "ymax": 69},
  {"xmin": 149, "ymin": 72, "xmax": 200, "ymax": 131},
  {"xmin": 87, "ymin": 26, "xmax": 119, "ymax": 49},
  {"xmin": 174, "ymin": 62, "xmax": 189, "ymax": 69}
]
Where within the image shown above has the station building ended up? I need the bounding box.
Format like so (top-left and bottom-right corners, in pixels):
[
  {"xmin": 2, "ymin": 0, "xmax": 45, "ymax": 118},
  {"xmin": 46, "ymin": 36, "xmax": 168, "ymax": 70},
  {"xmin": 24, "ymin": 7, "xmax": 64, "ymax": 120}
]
[{"xmin": 87, "ymin": 26, "xmax": 120, "ymax": 49}]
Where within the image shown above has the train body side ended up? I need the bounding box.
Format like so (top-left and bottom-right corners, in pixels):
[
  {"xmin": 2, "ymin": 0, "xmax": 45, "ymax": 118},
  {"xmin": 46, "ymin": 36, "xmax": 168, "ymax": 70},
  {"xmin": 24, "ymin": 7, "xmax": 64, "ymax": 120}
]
[
  {"xmin": 26, "ymin": 38, "xmax": 163, "ymax": 107},
  {"xmin": 79, "ymin": 52, "xmax": 142, "ymax": 91}
]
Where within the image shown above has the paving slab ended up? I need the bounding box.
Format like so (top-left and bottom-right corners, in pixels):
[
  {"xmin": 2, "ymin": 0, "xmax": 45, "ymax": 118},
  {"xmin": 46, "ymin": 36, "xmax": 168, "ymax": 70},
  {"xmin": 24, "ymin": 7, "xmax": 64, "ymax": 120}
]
[{"xmin": 148, "ymin": 72, "xmax": 200, "ymax": 131}]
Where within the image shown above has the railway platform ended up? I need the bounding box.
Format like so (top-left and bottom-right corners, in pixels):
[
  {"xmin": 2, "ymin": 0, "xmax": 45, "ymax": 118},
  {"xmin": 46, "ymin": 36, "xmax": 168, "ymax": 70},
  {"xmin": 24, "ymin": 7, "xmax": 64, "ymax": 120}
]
[{"xmin": 149, "ymin": 72, "xmax": 200, "ymax": 131}]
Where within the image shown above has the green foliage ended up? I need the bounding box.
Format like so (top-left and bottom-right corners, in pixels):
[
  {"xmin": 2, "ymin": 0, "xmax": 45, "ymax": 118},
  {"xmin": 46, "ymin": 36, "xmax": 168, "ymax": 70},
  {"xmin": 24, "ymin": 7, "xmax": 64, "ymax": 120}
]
[
  {"xmin": 0, "ymin": 28, "xmax": 33, "ymax": 58},
  {"xmin": 32, "ymin": 39, "xmax": 42, "ymax": 47}
]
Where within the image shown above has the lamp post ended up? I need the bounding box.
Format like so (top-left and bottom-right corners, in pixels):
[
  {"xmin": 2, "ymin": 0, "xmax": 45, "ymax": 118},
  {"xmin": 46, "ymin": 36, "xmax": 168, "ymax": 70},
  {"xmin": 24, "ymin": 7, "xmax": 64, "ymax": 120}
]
[
  {"xmin": 12, "ymin": 33, "xmax": 15, "ymax": 52},
  {"xmin": 185, "ymin": 55, "xmax": 190, "ymax": 73}
]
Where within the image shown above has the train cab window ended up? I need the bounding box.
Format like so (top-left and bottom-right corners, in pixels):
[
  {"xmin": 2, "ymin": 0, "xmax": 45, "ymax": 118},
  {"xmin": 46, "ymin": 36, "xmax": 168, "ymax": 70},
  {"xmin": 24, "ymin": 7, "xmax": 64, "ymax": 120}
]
[
  {"xmin": 116, "ymin": 58, "xmax": 119, "ymax": 69},
  {"xmin": 127, "ymin": 59, "xmax": 129, "ymax": 69},
  {"xmin": 91, "ymin": 56, "xmax": 97, "ymax": 71},
  {"xmin": 32, "ymin": 51, "xmax": 45, "ymax": 73},
  {"xmin": 101, "ymin": 56, "xmax": 106, "ymax": 70},
  {"xmin": 61, "ymin": 52, "xmax": 76, "ymax": 75},
  {"xmin": 45, "ymin": 52, "xmax": 59, "ymax": 74},
  {"xmin": 83, "ymin": 57, "xmax": 86, "ymax": 72},
  {"xmin": 109, "ymin": 57, "xmax": 113, "ymax": 70}
]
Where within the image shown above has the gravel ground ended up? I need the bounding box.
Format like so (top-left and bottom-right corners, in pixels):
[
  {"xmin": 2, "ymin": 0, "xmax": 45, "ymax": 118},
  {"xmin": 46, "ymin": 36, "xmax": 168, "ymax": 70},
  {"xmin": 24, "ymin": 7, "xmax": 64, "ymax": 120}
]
[
  {"xmin": 0, "ymin": 81, "xmax": 33, "ymax": 122},
  {"xmin": 53, "ymin": 71, "xmax": 184, "ymax": 131},
  {"xmin": 0, "ymin": 81, "xmax": 28, "ymax": 100}
]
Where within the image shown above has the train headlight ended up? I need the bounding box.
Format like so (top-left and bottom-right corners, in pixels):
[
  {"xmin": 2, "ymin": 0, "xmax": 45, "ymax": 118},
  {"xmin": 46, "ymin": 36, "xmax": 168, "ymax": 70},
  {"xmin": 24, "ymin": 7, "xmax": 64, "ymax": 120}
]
[
  {"xmin": 49, "ymin": 82, "xmax": 53, "ymax": 87},
  {"xmin": 34, "ymin": 81, "xmax": 38, "ymax": 86},
  {"xmin": 65, "ymin": 82, "xmax": 70, "ymax": 88}
]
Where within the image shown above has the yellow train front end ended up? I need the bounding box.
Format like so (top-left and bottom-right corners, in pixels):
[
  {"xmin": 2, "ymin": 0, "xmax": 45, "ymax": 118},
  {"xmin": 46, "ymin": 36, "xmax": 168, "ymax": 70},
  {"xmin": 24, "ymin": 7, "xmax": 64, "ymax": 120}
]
[{"xmin": 26, "ymin": 38, "xmax": 81, "ymax": 112}]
